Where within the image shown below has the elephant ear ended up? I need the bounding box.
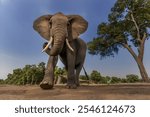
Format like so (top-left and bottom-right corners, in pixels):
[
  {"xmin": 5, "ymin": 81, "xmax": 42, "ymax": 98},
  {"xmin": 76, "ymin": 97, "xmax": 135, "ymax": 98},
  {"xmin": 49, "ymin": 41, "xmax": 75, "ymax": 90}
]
[
  {"xmin": 33, "ymin": 15, "xmax": 52, "ymax": 41},
  {"xmin": 67, "ymin": 15, "xmax": 88, "ymax": 39}
]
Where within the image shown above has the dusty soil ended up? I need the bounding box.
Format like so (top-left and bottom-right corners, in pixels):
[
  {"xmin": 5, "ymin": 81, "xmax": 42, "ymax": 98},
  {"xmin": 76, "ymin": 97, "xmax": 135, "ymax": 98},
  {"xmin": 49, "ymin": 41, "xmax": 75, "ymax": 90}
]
[{"xmin": 0, "ymin": 84, "xmax": 150, "ymax": 100}]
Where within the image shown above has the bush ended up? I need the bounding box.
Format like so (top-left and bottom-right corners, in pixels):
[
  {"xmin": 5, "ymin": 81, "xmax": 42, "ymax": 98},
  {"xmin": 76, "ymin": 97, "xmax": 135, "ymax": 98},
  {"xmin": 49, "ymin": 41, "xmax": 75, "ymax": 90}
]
[
  {"xmin": 126, "ymin": 74, "xmax": 140, "ymax": 83},
  {"xmin": 98, "ymin": 76, "xmax": 111, "ymax": 84},
  {"xmin": 121, "ymin": 78, "xmax": 128, "ymax": 83},
  {"xmin": 54, "ymin": 67, "xmax": 67, "ymax": 84},
  {"xmin": 5, "ymin": 62, "xmax": 45, "ymax": 85},
  {"xmin": 90, "ymin": 70, "xmax": 101, "ymax": 83},
  {"xmin": 0, "ymin": 79, "xmax": 5, "ymax": 84},
  {"xmin": 105, "ymin": 76, "xmax": 112, "ymax": 84},
  {"xmin": 111, "ymin": 77, "xmax": 122, "ymax": 84},
  {"xmin": 80, "ymin": 75, "xmax": 88, "ymax": 80}
]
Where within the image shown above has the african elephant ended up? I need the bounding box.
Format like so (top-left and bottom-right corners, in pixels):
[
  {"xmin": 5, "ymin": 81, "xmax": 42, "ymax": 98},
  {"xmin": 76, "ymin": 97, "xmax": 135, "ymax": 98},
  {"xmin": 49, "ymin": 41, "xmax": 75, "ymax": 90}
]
[{"xmin": 33, "ymin": 12, "xmax": 88, "ymax": 89}]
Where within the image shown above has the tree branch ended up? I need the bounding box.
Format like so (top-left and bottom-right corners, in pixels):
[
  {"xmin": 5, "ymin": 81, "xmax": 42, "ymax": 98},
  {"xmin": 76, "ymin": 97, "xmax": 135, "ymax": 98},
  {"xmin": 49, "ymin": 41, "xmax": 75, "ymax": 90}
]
[
  {"xmin": 138, "ymin": 33, "xmax": 147, "ymax": 61},
  {"xmin": 122, "ymin": 43, "xmax": 138, "ymax": 61},
  {"xmin": 130, "ymin": 13, "xmax": 141, "ymax": 42}
]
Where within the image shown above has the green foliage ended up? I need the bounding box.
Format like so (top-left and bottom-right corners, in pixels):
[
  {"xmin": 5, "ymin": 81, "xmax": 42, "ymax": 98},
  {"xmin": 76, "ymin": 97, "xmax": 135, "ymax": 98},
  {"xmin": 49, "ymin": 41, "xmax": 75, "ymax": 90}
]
[
  {"xmin": 5, "ymin": 62, "xmax": 45, "ymax": 85},
  {"xmin": 89, "ymin": 70, "xmax": 123, "ymax": 84},
  {"xmin": 80, "ymin": 75, "xmax": 88, "ymax": 80},
  {"xmin": 3, "ymin": 62, "xmax": 68, "ymax": 85},
  {"xmin": 88, "ymin": 0, "xmax": 150, "ymax": 58},
  {"xmin": 54, "ymin": 66, "xmax": 67, "ymax": 84},
  {"xmin": 82, "ymin": 70, "xmax": 140, "ymax": 84},
  {"xmin": 90, "ymin": 70, "xmax": 102, "ymax": 83},
  {"xmin": 126, "ymin": 74, "xmax": 140, "ymax": 83},
  {"xmin": 111, "ymin": 76, "xmax": 122, "ymax": 83},
  {"xmin": 0, "ymin": 79, "xmax": 5, "ymax": 84},
  {"xmin": 3, "ymin": 64, "xmax": 141, "ymax": 85},
  {"xmin": 54, "ymin": 66, "xmax": 66, "ymax": 77},
  {"xmin": 121, "ymin": 78, "xmax": 128, "ymax": 83}
]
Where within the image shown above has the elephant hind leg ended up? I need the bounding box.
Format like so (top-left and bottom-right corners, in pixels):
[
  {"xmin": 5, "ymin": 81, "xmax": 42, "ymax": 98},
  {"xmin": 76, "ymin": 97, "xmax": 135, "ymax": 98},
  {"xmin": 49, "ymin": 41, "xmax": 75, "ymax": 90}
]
[{"xmin": 75, "ymin": 63, "xmax": 83, "ymax": 86}]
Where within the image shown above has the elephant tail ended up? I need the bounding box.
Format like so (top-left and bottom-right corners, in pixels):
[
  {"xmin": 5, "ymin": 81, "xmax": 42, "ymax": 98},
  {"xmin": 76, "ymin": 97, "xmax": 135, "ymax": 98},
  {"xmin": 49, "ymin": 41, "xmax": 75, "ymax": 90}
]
[{"xmin": 82, "ymin": 66, "xmax": 90, "ymax": 85}]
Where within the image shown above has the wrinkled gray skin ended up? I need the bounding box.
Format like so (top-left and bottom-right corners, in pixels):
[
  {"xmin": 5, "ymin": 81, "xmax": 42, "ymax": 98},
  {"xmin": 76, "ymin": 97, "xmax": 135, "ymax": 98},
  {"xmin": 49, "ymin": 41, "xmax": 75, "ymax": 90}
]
[{"xmin": 33, "ymin": 12, "xmax": 88, "ymax": 89}]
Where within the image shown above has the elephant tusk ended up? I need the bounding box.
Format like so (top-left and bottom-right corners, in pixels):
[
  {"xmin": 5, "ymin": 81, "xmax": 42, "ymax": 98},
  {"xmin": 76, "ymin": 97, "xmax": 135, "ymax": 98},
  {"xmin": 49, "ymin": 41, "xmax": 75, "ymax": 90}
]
[
  {"xmin": 66, "ymin": 39, "xmax": 74, "ymax": 52},
  {"xmin": 42, "ymin": 36, "xmax": 53, "ymax": 52}
]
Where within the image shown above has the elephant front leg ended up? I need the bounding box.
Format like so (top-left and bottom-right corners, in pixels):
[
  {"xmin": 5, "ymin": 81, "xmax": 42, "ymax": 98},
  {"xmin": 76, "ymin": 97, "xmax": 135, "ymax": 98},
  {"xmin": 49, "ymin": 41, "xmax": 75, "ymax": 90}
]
[
  {"xmin": 75, "ymin": 64, "xmax": 83, "ymax": 86},
  {"xmin": 40, "ymin": 56, "xmax": 58, "ymax": 89}
]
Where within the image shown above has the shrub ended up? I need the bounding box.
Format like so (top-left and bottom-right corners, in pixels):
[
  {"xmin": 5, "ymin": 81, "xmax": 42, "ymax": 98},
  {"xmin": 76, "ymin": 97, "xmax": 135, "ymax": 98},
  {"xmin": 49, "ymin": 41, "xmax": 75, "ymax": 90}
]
[
  {"xmin": 80, "ymin": 75, "xmax": 88, "ymax": 80},
  {"xmin": 111, "ymin": 77, "xmax": 122, "ymax": 84},
  {"xmin": 0, "ymin": 79, "xmax": 5, "ymax": 84},
  {"xmin": 5, "ymin": 62, "xmax": 45, "ymax": 85},
  {"xmin": 126, "ymin": 74, "xmax": 140, "ymax": 83},
  {"xmin": 121, "ymin": 78, "xmax": 128, "ymax": 83},
  {"xmin": 90, "ymin": 70, "xmax": 101, "ymax": 83}
]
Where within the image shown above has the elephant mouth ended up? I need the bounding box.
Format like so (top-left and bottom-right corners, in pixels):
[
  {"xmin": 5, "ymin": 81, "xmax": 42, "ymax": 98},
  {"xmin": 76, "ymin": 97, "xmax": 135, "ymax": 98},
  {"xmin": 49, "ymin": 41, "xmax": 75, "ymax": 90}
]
[{"xmin": 42, "ymin": 36, "xmax": 74, "ymax": 54}]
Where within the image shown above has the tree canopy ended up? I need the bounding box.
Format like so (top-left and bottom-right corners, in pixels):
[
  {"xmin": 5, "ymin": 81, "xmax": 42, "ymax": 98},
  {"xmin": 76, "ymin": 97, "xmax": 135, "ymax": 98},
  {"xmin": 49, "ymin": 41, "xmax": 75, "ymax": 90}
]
[
  {"xmin": 3, "ymin": 62, "xmax": 68, "ymax": 85},
  {"xmin": 5, "ymin": 62, "xmax": 45, "ymax": 85},
  {"xmin": 0, "ymin": 63, "xmax": 141, "ymax": 85},
  {"xmin": 88, "ymin": 0, "xmax": 150, "ymax": 81}
]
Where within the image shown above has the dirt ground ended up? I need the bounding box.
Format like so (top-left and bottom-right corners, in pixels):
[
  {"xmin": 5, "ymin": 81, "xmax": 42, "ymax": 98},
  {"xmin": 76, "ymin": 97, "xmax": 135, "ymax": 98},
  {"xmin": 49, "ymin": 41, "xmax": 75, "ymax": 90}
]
[{"xmin": 0, "ymin": 83, "xmax": 150, "ymax": 100}]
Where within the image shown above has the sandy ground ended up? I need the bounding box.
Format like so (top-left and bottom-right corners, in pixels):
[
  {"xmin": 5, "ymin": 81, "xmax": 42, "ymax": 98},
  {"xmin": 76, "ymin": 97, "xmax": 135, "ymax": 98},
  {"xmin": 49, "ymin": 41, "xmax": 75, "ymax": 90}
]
[{"xmin": 0, "ymin": 84, "xmax": 150, "ymax": 100}]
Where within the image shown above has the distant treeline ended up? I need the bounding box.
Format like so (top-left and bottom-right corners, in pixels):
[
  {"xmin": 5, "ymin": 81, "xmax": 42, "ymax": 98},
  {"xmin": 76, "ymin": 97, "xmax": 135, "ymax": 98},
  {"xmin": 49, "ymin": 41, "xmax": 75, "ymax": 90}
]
[
  {"xmin": 80, "ymin": 70, "xmax": 141, "ymax": 84},
  {"xmin": 0, "ymin": 62, "xmax": 141, "ymax": 85},
  {"xmin": 0, "ymin": 62, "xmax": 45, "ymax": 85}
]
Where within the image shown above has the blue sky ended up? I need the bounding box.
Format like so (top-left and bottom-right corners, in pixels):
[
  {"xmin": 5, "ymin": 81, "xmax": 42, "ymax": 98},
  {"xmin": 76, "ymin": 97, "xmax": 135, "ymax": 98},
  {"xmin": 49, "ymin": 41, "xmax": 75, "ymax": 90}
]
[{"xmin": 0, "ymin": 0, "xmax": 150, "ymax": 79}]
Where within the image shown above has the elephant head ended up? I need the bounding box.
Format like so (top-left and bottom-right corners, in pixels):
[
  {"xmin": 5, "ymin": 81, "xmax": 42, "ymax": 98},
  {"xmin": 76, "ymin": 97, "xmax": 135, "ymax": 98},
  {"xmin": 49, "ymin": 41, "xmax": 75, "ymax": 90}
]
[{"xmin": 33, "ymin": 12, "xmax": 88, "ymax": 56}]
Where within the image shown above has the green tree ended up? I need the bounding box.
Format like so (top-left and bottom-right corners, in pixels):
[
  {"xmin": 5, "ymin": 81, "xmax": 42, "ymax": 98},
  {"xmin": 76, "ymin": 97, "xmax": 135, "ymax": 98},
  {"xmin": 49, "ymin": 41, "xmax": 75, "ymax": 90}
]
[
  {"xmin": 34, "ymin": 62, "xmax": 45, "ymax": 84},
  {"xmin": 111, "ymin": 77, "xmax": 122, "ymax": 84},
  {"xmin": 121, "ymin": 78, "xmax": 128, "ymax": 83},
  {"xmin": 88, "ymin": 0, "xmax": 150, "ymax": 82},
  {"xmin": 55, "ymin": 66, "xmax": 66, "ymax": 77},
  {"xmin": 5, "ymin": 68, "xmax": 23, "ymax": 85},
  {"xmin": 90, "ymin": 70, "xmax": 101, "ymax": 83},
  {"xmin": 101, "ymin": 76, "xmax": 111, "ymax": 84},
  {"xmin": 5, "ymin": 62, "xmax": 45, "ymax": 85},
  {"xmin": 80, "ymin": 75, "xmax": 88, "ymax": 80},
  {"xmin": 126, "ymin": 74, "xmax": 140, "ymax": 83},
  {"xmin": 54, "ymin": 66, "xmax": 67, "ymax": 84},
  {"xmin": 0, "ymin": 79, "xmax": 4, "ymax": 84}
]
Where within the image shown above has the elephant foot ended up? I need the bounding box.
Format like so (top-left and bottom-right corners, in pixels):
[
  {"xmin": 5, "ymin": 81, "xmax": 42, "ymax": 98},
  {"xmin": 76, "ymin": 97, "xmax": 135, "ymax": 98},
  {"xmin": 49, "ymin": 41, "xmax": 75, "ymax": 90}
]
[
  {"xmin": 40, "ymin": 81, "xmax": 53, "ymax": 90},
  {"xmin": 66, "ymin": 84, "xmax": 77, "ymax": 89}
]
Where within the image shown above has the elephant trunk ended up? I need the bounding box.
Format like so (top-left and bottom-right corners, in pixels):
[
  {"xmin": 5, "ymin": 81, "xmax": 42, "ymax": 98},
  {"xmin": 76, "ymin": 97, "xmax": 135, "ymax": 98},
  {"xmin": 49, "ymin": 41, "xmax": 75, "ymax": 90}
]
[
  {"xmin": 42, "ymin": 28, "xmax": 74, "ymax": 56},
  {"xmin": 50, "ymin": 35, "xmax": 65, "ymax": 56}
]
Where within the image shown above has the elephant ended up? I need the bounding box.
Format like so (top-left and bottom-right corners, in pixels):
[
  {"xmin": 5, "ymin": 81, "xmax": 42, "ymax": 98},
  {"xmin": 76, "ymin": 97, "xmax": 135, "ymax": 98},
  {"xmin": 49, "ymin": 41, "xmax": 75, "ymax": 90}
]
[{"xmin": 33, "ymin": 12, "xmax": 88, "ymax": 89}]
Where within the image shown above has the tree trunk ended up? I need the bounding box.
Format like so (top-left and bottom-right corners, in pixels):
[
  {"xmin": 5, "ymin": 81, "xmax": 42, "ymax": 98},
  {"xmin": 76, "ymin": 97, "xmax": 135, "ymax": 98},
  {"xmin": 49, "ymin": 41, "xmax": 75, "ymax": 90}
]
[
  {"xmin": 127, "ymin": 14, "xmax": 149, "ymax": 82},
  {"xmin": 136, "ymin": 58, "xmax": 149, "ymax": 82},
  {"xmin": 123, "ymin": 43, "xmax": 149, "ymax": 82},
  {"xmin": 34, "ymin": 79, "xmax": 38, "ymax": 85},
  {"xmin": 31, "ymin": 76, "xmax": 34, "ymax": 85}
]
